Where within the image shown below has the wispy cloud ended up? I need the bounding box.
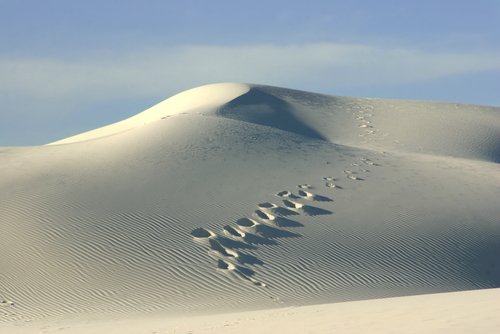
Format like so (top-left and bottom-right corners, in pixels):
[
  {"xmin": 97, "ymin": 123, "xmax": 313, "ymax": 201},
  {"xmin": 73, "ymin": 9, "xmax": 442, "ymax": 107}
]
[
  {"xmin": 2, "ymin": 43, "xmax": 500, "ymax": 102},
  {"xmin": 1, "ymin": 42, "xmax": 500, "ymax": 145}
]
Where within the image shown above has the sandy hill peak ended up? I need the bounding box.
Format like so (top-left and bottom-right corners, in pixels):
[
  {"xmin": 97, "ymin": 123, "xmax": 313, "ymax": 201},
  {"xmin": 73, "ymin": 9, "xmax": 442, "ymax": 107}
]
[{"xmin": 49, "ymin": 83, "xmax": 250, "ymax": 145}]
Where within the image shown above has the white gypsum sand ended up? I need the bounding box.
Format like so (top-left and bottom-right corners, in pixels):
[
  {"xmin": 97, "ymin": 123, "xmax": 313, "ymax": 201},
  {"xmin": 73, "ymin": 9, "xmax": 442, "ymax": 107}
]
[
  {"xmin": 0, "ymin": 83, "xmax": 499, "ymax": 332},
  {"xmin": 2, "ymin": 288, "xmax": 499, "ymax": 334}
]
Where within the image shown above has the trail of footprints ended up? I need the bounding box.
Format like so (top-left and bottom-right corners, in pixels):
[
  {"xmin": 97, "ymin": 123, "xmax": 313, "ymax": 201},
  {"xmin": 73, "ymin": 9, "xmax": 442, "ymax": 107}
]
[
  {"xmin": 353, "ymin": 100, "xmax": 393, "ymax": 145},
  {"xmin": 354, "ymin": 103, "xmax": 377, "ymax": 138},
  {"xmin": 190, "ymin": 184, "xmax": 332, "ymax": 287},
  {"xmin": 190, "ymin": 155, "xmax": 380, "ymax": 288}
]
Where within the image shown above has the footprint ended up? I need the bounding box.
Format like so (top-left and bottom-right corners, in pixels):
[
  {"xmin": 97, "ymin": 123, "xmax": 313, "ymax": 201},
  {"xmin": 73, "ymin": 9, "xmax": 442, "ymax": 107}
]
[
  {"xmin": 217, "ymin": 260, "xmax": 266, "ymax": 287},
  {"xmin": 297, "ymin": 190, "xmax": 333, "ymax": 202},
  {"xmin": 253, "ymin": 281, "xmax": 267, "ymax": 287},
  {"xmin": 254, "ymin": 209, "xmax": 275, "ymax": 222},
  {"xmin": 217, "ymin": 259, "xmax": 236, "ymax": 271},
  {"xmin": 283, "ymin": 199, "xmax": 303, "ymax": 209},
  {"xmin": 257, "ymin": 202, "xmax": 298, "ymax": 216},
  {"xmin": 283, "ymin": 199, "xmax": 332, "ymax": 216},
  {"xmin": 258, "ymin": 202, "xmax": 277, "ymax": 209},
  {"xmin": 223, "ymin": 225, "xmax": 245, "ymax": 238},
  {"xmin": 237, "ymin": 216, "xmax": 301, "ymax": 238},
  {"xmin": 276, "ymin": 190, "xmax": 292, "ymax": 197},
  {"xmin": 297, "ymin": 190, "xmax": 314, "ymax": 199},
  {"xmin": 224, "ymin": 248, "xmax": 240, "ymax": 258},
  {"xmin": 217, "ymin": 259, "xmax": 251, "ymax": 276},
  {"xmin": 191, "ymin": 227, "xmax": 216, "ymax": 239},
  {"xmin": 361, "ymin": 158, "xmax": 380, "ymax": 166},
  {"xmin": 236, "ymin": 218, "xmax": 259, "ymax": 230},
  {"xmin": 217, "ymin": 235, "xmax": 256, "ymax": 250},
  {"xmin": 254, "ymin": 210, "xmax": 301, "ymax": 227},
  {"xmin": 208, "ymin": 239, "xmax": 239, "ymax": 258},
  {"xmin": 0, "ymin": 300, "xmax": 14, "ymax": 307},
  {"xmin": 259, "ymin": 202, "xmax": 297, "ymax": 216}
]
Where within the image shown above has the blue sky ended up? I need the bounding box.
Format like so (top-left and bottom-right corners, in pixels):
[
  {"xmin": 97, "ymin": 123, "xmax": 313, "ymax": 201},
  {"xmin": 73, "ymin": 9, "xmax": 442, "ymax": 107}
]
[{"xmin": 1, "ymin": 0, "xmax": 499, "ymax": 145}]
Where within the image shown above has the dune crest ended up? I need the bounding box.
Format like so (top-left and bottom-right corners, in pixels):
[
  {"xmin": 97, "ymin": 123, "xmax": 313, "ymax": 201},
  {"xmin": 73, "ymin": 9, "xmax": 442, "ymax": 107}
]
[
  {"xmin": 49, "ymin": 83, "xmax": 250, "ymax": 145},
  {"xmin": 52, "ymin": 83, "xmax": 500, "ymax": 163}
]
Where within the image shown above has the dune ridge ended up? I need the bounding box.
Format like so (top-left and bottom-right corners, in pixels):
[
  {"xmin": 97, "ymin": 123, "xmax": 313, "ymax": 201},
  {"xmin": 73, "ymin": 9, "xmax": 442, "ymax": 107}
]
[
  {"xmin": 48, "ymin": 83, "xmax": 250, "ymax": 145},
  {"xmin": 1, "ymin": 83, "xmax": 499, "ymax": 330}
]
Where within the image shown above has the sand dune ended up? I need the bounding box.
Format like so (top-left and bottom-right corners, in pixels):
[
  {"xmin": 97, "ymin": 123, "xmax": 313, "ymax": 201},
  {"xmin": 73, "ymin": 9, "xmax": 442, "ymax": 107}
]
[
  {"xmin": 1, "ymin": 83, "xmax": 499, "ymax": 331},
  {"xmin": 3, "ymin": 288, "xmax": 498, "ymax": 334}
]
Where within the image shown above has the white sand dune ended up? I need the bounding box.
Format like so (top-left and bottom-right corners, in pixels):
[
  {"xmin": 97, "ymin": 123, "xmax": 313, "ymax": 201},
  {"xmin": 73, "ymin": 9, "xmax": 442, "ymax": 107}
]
[
  {"xmin": 1, "ymin": 83, "xmax": 499, "ymax": 332},
  {"xmin": 3, "ymin": 288, "xmax": 499, "ymax": 334}
]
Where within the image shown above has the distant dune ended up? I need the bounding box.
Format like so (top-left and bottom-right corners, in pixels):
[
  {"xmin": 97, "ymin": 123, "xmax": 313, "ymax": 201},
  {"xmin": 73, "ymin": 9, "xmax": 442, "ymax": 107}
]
[{"xmin": 1, "ymin": 83, "xmax": 499, "ymax": 333}]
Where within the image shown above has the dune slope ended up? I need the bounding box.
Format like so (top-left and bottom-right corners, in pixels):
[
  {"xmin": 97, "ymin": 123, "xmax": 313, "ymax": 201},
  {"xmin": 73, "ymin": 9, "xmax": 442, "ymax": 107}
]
[
  {"xmin": 0, "ymin": 83, "xmax": 499, "ymax": 325},
  {"xmin": 3, "ymin": 288, "xmax": 498, "ymax": 334}
]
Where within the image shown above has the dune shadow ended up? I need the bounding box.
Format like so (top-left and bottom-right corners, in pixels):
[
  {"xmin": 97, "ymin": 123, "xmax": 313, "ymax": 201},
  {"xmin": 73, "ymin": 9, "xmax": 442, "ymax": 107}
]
[
  {"xmin": 208, "ymin": 239, "xmax": 228, "ymax": 255},
  {"xmin": 301, "ymin": 205, "xmax": 333, "ymax": 216},
  {"xmin": 312, "ymin": 194, "xmax": 333, "ymax": 202},
  {"xmin": 243, "ymin": 232, "xmax": 278, "ymax": 246},
  {"xmin": 217, "ymin": 236, "xmax": 257, "ymax": 250},
  {"xmin": 237, "ymin": 266, "xmax": 256, "ymax": 277},
  {"xmin": 217, "ymin": 87, "xmax": 327, "ymax": 140},
  {"xmin": 238, "ymin": 252, "xmax": 265, "ymax": 266},
  {"xmin": 289, "ymin": 193, "xmax": 302, "ymax": 200},
  {"xmin": 273, "ymin": 206, "xmax": 300, "ymax": 216},
  {"xmin": 256, "ymin": 224, "xmax": 301, "ymax": 239},
  {"xmin": 274, "ymin": 217, "xmax": 304, "ymax": 227}
]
